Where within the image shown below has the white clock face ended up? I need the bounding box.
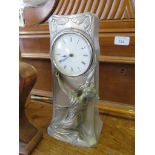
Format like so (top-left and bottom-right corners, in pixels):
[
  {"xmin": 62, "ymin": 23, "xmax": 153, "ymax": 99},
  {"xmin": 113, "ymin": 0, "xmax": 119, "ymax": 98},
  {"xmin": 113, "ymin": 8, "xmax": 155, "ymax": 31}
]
[{"xmin": 52, "ymin": 33, "xmax": 92, "ymax": 76}]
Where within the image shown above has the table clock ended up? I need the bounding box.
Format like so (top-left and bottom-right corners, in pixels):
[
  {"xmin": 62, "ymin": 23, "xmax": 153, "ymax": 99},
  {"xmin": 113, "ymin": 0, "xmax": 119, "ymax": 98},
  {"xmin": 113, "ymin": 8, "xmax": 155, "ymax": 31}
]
[{"xmin": 48, "ymin": 12, "xmax": 103, "ymax": 147}]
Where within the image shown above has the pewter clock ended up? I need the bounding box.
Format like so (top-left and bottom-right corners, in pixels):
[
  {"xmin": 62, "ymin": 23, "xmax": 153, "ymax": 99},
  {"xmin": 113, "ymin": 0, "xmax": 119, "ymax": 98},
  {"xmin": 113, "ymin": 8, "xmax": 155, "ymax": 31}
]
[{"xmin": 48, "ymin": 13, "xmax": 103, "ymax": 147}]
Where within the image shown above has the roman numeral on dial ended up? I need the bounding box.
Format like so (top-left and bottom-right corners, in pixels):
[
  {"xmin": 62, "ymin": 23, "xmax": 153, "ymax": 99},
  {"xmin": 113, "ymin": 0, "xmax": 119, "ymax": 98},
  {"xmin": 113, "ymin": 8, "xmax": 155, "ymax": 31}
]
[
  {"xmin": 81, "ymin": 61, "xmax": 86, "ymax": 65},
  {"xmin": 71, "ymin": 67, "xmax": 73, "ymax": 72},
  {"xmin": 77, "ymin": 39, "xmax": 79, "ymax": 44}
]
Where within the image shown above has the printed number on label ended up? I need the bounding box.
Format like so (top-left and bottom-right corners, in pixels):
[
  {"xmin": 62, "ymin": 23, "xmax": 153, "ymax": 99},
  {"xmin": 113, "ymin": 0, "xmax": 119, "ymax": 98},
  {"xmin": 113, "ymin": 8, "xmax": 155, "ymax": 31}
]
[{"xmin": 114, "ymin": 36, "xmax": 130, "ymax": 46}]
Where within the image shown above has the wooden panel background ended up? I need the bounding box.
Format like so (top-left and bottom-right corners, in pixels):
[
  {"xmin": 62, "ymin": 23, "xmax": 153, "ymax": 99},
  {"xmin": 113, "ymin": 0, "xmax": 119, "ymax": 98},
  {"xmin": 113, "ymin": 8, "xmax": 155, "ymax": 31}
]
[
  {"xmin": 52, "ymin": 0, "xmax": 135, "ymax": 20},
  {"xmin": 20, "ymin": 0, "xmax": 135, "ymax": 105}
]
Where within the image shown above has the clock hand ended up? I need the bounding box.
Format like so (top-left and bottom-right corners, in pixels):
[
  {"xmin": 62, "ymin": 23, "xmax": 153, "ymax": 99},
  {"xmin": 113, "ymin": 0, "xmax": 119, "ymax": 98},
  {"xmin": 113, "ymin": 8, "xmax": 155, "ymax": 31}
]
[
  {"xmin": 62, "ymin": 55, "xmax": 67, "ymax": 57},
  {"xmin": 59, "ymin": 56, "xmax": 70, "ymax": 63},
  {"xmin": 59, "ymin": 53, "xmax": 74, "ymax": 63}
]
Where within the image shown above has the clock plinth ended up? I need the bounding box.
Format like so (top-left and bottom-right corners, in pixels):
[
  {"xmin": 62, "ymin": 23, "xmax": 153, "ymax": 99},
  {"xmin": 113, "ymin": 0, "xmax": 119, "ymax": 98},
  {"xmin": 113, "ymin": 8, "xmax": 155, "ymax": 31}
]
[{"xmin": 48, "ymin": 13, "xmax": 103, "ymax": 147}]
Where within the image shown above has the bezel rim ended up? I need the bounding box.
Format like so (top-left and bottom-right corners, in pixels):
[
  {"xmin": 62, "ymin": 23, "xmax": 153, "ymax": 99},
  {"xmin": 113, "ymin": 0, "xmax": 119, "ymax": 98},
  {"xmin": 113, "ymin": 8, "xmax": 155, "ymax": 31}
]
[{"xmin": 51, "ymin": 28, "xmax": 95, "ymax": 77}]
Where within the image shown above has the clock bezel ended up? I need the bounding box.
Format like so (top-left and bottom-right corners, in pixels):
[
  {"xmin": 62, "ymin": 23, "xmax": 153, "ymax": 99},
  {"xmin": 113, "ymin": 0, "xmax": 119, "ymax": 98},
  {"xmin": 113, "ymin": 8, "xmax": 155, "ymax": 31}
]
[{"xmin": 51, "ymin": 28, "xmax": 95, "ymax": 77}]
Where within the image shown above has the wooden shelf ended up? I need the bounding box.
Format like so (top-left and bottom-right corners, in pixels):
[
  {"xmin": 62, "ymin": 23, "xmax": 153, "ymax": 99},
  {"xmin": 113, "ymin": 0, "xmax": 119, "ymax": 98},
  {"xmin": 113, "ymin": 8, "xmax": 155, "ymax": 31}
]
[
  {"xmin": 30, "ymin": 89, "xmax": 135, "ymax": 120},
  {"xmin": 21, "ymin": 53, "xmax": 135, "ymax": 64},
  {"xmin": 26, "ymin": 100, "xmax": 135, "ymax": 155},
  {"xmin": 21, "ymin": 53, "xmax": 50, "ymax": 59},
  {"xmin": 99, "ymin": 56, "xmax": 135, "ymax": 64}
]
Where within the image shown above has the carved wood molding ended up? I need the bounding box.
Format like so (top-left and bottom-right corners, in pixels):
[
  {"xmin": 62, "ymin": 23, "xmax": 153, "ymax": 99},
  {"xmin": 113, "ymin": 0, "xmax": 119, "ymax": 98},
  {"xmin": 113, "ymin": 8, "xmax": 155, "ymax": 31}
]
[
  {"xmin": 53, "ymin": 0, "xmax": 135, "ymax": 20},
  {"xmin": 22, "ymin": 0, "xmax": 135, "ymax": 26}
]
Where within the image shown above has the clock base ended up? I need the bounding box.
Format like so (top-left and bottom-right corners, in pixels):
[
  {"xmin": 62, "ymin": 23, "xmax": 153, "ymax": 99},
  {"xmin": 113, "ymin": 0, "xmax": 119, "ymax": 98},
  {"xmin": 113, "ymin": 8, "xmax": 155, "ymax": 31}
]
[{"xmin": 48, "ymin": 101, "xmax": 103, "ymax": 147}]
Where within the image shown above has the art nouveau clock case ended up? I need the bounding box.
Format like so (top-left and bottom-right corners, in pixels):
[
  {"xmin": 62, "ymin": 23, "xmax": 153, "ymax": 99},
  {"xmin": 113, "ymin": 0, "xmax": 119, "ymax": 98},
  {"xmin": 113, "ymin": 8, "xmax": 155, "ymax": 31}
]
[{"xmin": 48, "ymin": 13, "xmax": 103, "ymax": 147}]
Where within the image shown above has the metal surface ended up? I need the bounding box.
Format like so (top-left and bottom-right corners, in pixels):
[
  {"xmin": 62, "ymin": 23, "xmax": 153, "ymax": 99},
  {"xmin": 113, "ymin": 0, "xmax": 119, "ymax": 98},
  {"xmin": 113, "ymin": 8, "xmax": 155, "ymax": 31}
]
[{"xmin": 48, "ymin": 12, "xmax": 103, "ymax": 147}]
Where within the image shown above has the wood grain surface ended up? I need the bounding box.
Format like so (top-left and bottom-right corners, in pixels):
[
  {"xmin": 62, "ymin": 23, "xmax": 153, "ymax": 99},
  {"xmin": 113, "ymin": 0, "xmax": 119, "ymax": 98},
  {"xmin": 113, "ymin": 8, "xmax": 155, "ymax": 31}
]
[
  {"xmin": 25, "ymin": 100, "xmax": 135, "ymax": 155},
  {"xmin": 23, "ymin": 0, "xmax": 134, "ymax": 26},
  {"xmin": 19, "ymin": 62, "xmax": 43, "ymax": 155},
  {"xmin": 52, "ymin": 0, "xmax": 135, "ymax": 20}
]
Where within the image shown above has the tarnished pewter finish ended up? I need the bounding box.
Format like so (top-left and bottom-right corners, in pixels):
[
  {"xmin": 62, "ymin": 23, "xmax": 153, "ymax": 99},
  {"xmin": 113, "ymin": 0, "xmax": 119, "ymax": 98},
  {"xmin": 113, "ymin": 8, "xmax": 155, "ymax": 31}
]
[{"xmin": 48, "ymin": 13, "xmax": 103, "ymax": 147}]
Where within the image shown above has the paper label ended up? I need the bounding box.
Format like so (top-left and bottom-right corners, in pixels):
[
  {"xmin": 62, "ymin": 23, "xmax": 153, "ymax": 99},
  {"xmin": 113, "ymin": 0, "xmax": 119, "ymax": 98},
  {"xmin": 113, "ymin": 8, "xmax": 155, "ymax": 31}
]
[{"xmin": 114, "ymin": 36, "xmax": 130, "ymax": 46}]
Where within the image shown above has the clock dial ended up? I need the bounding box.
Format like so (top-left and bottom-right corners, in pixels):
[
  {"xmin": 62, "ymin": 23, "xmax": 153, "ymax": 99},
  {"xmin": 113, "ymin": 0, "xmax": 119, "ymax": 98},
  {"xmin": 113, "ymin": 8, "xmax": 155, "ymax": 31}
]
[{"xmin": 53, "ymin": 33, "xmax": 92, "ymax": 76}]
